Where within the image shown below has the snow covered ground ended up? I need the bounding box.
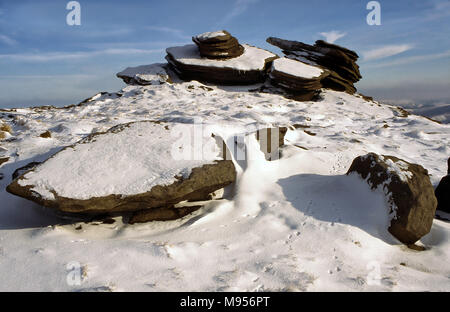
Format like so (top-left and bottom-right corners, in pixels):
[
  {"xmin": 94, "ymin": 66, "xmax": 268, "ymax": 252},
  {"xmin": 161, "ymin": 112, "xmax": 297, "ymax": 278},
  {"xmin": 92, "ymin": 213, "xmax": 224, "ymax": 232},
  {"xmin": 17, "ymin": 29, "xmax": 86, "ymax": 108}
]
[{"xmin": 0, "ymin": 76, "xmax": 449, "ymax": 291}]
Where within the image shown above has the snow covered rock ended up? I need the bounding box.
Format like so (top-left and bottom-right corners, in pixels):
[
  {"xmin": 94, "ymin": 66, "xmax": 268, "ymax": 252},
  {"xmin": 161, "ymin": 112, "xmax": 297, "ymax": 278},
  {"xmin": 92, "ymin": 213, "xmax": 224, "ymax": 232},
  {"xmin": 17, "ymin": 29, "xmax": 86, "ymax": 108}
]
[
  {"xmin": 193, "ymin": 30, "xmax": 244, "ymax": 59},
  {"xmin": 116, "ymin": 63, "xmax": 172, "ymax": 86},
  {"xmin": 347, "ymin": 153, "xmax": 437, "ymax": 245},
  {"xmin": 435, "ymin": 157, "xmax": 450, "ymax": 213},
  {"xmin": 266, "ymin": 37, "xmax": 361, "ymax": 94},
  {"xmin": 6, "ymin": 121, "xmax": 236, "ymax": 217},
  {"xmin": 165, "ymin": 44, "xmax": 278, "ymax": 84},
  {"xmin": 269, "ymin": 57, "xmax": 329, "ymax": 100}
]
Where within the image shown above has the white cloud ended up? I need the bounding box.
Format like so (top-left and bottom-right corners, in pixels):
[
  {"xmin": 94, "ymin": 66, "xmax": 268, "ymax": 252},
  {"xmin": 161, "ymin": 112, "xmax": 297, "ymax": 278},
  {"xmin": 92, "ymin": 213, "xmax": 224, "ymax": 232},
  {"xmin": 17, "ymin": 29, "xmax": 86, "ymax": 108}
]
[
  {"xmin": 219, "ymin": 0, "xmax": 259, "ymax": 25},
  {"xmin": 364, "ymin": 50, "xmax": 450, "ymax": 68},
  {"xmin": 319, "ymin": 31, "xmax": 346, "ymax": 44},
  {"xmin": 363, "ymin": 44, "xmax": 413, "ymax": 61},
  {"xmin": 0, "ymin": 48, "xmax": 163, "ymax": 62},
  {"xmin": 146, "ymin": 26, "xmax": 190, "ymax": 40},
  {"xmin": 0, "ymin": 34, "xmax": 17, "ymax": 46}
]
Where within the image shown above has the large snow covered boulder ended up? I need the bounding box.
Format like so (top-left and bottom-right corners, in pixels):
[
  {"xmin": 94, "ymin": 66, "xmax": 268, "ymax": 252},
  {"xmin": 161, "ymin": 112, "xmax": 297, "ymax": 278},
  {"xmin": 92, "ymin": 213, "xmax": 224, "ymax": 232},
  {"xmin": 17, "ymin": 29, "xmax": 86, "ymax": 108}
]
[
  {"xmin": 347, "ymin": 153, "xmax": 437, "ymax": 245},
  {"xmin": 165, "ymin": 44, "xmax": 278, "ymax": 84},
  {"xmin": 116, "ymin": 63, "xmax": 172, "ymax": 86},
  {"xmin": 192, "ymin": 30, "xmax": 244, "ymax": 59},
  {"xmin": 266, "ymin": 37, "xmax": 361, "ymax": 94},
  {"xmin": 435, "ymin": 157, "xmax": 450, "ymax": 213},
  {"xmin": 7, "ymin": 121, "xmax": 236, "ymax": 217},
  {"xmin": 269, "ymin": 57, "xmax": 329, "ymax": 100}
]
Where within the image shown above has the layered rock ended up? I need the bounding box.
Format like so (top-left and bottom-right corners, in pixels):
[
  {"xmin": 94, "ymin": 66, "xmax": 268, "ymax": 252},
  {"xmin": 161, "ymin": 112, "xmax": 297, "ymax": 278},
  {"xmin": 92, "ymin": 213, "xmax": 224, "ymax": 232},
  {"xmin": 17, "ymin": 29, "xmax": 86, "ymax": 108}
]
[
  {"xmin": 269, "ymin": 57, "xmax": 329, "ymax": 100},
  {"xmin": 116, "ymin": 63, "xmax": 172, "ymax": 85},
  {"xmin": 347, "ymin": 153, "xmax": 437, "ymax": 245},
  {"xmin": 435, "ymin": 157, "xmax": 450, "ymax": 213},
  {"xmin": 166, "ymin": 39, "xmax": 277, "ymax": 85},
  {"xmin": 266, "ymin": 37, "xmax": 361, "ymax": 94},
  {"xmin": 192, "ymin": 30, "xmax": 244, "ymax": 59},
  {"xmin": 7, "ymin": 121, "xmax": 236, "ymax": 217}
]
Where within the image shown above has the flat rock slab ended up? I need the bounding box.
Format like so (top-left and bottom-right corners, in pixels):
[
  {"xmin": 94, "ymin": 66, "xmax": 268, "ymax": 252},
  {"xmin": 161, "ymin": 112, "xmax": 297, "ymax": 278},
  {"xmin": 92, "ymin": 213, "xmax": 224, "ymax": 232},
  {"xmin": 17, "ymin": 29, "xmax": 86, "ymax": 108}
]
[
  {"xmin": 347, "ymin": 153, "xmax": 437, "ymax": 245},
  {"xmin": 166, "ymin": 44, "xmax": 278, "ymax": 84},
  {"xmin": 116, "ymin": 63, "xmax": 172, "ymax": 85},
  {"xmin": 7, "ymin": 121, "xmax": 236, "ymax": 215},
  {"xmin": 269, "ymin": 57, "xmax": 329, "ymax": 93}
]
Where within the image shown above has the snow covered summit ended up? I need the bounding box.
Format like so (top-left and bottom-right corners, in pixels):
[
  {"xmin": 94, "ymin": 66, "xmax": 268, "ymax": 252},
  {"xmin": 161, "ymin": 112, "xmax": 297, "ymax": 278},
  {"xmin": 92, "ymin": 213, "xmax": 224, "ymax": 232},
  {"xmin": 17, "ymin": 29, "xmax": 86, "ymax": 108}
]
[{"xmin": 0, "ymin": 31, "xmax": 449, "ymax": 291}]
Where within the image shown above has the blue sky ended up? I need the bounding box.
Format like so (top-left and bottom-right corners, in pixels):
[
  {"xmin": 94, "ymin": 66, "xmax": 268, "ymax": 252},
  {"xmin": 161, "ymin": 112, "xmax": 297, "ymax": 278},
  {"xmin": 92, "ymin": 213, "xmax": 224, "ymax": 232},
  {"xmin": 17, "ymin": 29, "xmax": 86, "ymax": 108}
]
[{"xmin": 0, "ymin": 0, "xmax": 449, "ymax": 108}]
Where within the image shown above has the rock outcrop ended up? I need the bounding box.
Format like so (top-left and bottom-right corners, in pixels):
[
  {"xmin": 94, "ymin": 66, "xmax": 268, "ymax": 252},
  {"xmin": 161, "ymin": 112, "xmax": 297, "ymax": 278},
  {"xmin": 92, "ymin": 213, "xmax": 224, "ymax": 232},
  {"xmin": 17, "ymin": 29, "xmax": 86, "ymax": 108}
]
[
  {"xmin": 192, "ymin": 30, "xmax": 244, "ymax": 59},
  {"xmin": 116, "ymin": 63, "xmax": 172, "ymax": 85},
  {"xmin": 266, "ymin": 37, "xmax": 361, "ymax": 94},
  {"xmin": 166, "ymin": 31, "xmax": 278, "ymax": 85},
  {"xmin": 347, "ymin": 153, "xmax": 437, "ymax": 245},
  {"xmin": 435, "ymin": 157, "xmax": 450, "ymax": 213},
  {"xmin": 269, "ymin": 57, "xmax": 329, "ymax": 100},
  {"xmin": 7, "ymin": 121, "xmax": 236, "ymax": 217}
]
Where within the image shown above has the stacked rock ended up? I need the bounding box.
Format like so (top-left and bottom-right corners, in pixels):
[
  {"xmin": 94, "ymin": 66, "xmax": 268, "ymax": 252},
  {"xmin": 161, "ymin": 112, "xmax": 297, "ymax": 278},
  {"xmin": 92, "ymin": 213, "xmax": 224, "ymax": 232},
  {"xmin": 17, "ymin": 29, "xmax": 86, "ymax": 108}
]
[
  {"xmin": 192, "ymin": 30, "xmax": 244, "ymax": 59},
  {"xmin": 266, "ymin": 37, "xmax": 361, "ymax": 94},
  {"xmin": 166, "ymin": 31, "xmax": 278, "ymax": 85},
  {"xmin": 269, "ymin": 57, "xmax": 329, "ymax": 100}
]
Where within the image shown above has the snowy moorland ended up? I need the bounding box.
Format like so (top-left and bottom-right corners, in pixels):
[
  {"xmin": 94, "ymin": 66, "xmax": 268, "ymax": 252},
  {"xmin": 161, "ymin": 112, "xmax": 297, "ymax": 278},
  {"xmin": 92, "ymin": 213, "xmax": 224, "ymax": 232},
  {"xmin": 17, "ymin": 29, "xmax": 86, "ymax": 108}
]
[{"xmin": 0, "ymin": 71, "xmax": 449, "ymax": 291}]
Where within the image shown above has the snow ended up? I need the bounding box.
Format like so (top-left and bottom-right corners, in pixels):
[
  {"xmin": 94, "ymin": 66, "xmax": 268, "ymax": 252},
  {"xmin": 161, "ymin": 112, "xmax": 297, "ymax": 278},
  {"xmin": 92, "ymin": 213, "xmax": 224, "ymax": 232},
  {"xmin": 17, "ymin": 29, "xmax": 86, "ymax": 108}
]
[
  {"xmin": 195, "ymin": 31, "xmax": 227, "ymax": 41},
  {"xmin": 383, "ymin": 157, "xmax": 413, "ymax": 182},
  {"xmin": 0, "ymin": 74, "xmax": 449, "ymax": 291},
  {"xmin": 272, "ymin": 57, "xmax": 324, "ymax": 79},
  {"xmin": 18, "ymin": 122, "xmax": 222, "ymax": 200},
  {"xmin": 166, "ymin": 44, "xmax": 276, "ymax": 71}
]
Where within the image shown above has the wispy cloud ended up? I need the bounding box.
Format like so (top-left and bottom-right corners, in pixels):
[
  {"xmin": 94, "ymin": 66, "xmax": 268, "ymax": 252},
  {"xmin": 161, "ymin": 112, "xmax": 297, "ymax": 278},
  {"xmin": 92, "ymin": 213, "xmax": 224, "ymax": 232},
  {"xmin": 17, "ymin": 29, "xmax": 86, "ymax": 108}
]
[
  {"xmin": 364, "ymin": 50, "xmax": 450, "ymax": 68},
  {"xmin": 425, "ymin": 0, "xmax": 450, "ymax": 20},
  {"xmin": 0, "ymin": 74, "xmax": 94, "ymax": 79},
  {"xmin": 0, "ymin": 34, "xmax": 17, "ymax": 46},
  {"xmin": 81, "ymin": 28, "xmax": 133, "ymax": 38},
  {"xmin": 219, "ymin": 0, "xmax": 259, "ymax": 25},
  {"xmin": 0, "ymin": 48, "xmax": 163, "ymax": 62},
  {"xmin": 319, "ymin": 31, "xmax": 346, "ymax": 44},
  {"xmin": 363, "ymin": 44, "xmax": 414, "ymax": 61},
  {"xmin": 146, "ymin": 26, "xmax": 190, "ymax": 40}
]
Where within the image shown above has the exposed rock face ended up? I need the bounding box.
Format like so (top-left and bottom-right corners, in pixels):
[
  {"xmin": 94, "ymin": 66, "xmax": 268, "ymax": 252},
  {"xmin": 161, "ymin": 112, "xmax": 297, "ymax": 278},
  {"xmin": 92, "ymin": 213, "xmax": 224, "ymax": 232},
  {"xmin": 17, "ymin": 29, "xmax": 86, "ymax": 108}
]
[
  {"xmin": 193, "ymin": 30, "xmax": 244, "ymax": 59},
  {"xmin": 165, "ymin": 43, "xmax": 278, "ymax": 85},
  {"xmin": 116, "ymin": 63, "xmax": 172, "ymax": 85},
  {"xmin": 347, "ymin": 153, "xmax": 437, "ymax": 244},
  {"xmin": 269, "ymin": 57, "xmax": 329, "ymax": 100},
  {"xmin": 435, "ymin": 157, "xmax": 450, "ymax": 213},
  {"xmin": 7, "ymin": 121, "xmax": 236, "ymax": 218},
  {"xmin": 266, "ymin": 37, "xmax": 361, "ymax": 94},
  {"xmin": 12, "ymin": 161, "xmax": 41, "ymax": 180},
  {"xmin": 39, "ymin": 130, "xmax": 51, "ymax": 138},
  {"xmin": 129, "ymin": 205, "xmax": 202, "ymax": 224},
  {"xmin": 0, "ymin": 157, "xmax": 9, "ymax": 167}
]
